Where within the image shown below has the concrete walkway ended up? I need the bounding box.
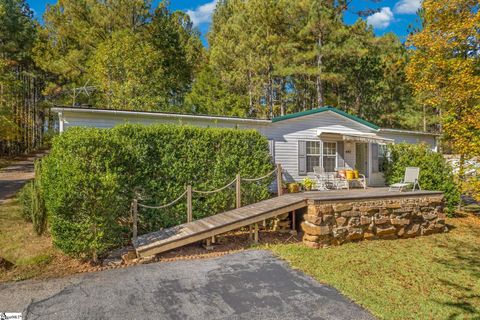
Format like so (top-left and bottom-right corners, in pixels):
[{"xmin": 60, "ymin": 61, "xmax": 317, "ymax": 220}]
[
  {"xmin": 0, "ymin": 151, "xmax": 48, "ymax": 204},
  {"xmin": 0, "ymin": 250, "xmax": 374, "ymax": 320}
]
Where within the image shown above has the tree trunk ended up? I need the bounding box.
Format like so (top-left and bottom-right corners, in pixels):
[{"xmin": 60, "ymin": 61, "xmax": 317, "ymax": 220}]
[
  {"xmin": 423, "ymin": 105, "xmax": 427, "ymax": 132},
  {"xmin": 316, "ymin": 33, "xmax": 324, "ymax": 108},
  {"xmin": 248, "ymin": 70, "xmax": 254, "ymax": 116}
]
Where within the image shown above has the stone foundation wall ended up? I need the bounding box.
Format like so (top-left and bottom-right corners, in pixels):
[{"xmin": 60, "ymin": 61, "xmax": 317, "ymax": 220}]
[{"xmin": 301, "ymin": 195, "xmax": 447, "ymax": 249}]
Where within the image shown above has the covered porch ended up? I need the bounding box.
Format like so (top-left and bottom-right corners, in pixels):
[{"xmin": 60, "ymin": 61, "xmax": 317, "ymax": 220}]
[{"xmin": 299, "ymin": 130, "xmax": 393, "ymax": 188}]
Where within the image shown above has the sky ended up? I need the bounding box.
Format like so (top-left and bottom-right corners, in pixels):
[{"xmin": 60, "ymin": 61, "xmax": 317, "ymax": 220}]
[{"xmin": 27, "ymin": 0, "xmax": 422, "ymax": 44}]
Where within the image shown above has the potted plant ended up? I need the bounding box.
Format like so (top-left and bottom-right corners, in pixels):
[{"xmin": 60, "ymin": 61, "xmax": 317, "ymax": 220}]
[
  {"xmin": 287, "ymin": 182, "xmax": 300, "ymax": 193},
  {"xmin": 302, "ymin": 177, "xmax": 316, "ymax": 191}
]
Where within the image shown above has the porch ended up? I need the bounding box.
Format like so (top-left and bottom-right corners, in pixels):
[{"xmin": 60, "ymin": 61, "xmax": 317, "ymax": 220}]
[
  {"xmin": 298, "ymin": 130, "xmax": 393, "ymax": 187},
  {"xmin": 134, "ymin": 187, "xmax": 444, "ymax": 257}
]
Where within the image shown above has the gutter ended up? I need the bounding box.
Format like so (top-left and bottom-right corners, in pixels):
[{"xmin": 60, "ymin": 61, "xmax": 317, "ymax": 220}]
[
  {"xmin": 51, "ymin": 107, "xmax": 272, "ymax": 125},
  {"xmin": 379, "ymin": 128, "xmax": 440, "ymax": 136}
]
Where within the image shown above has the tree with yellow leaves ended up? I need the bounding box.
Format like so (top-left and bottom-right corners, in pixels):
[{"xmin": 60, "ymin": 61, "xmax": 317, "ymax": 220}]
[{"xmin": 406, "ymin": 0, "xmax": 480, "ymax": 200}]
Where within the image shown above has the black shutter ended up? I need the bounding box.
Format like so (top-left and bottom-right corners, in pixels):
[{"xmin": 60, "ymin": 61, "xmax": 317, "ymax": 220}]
[
  {"xmin": 337, "ymin": 141, "xmax": 345, "ymax": 169},
  {"xmin": 298, "ymin": 141, "xmax": 307, "ymax": 176},
  {"xmin": 372, "ymin": 143, "xmax": 379, "ymax": 173}
]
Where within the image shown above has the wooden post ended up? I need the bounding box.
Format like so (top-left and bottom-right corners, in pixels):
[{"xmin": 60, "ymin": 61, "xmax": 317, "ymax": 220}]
[
  {"xmin": 254, "ymin": 223, "xmax": 259, "ymax": 243},
  {"xmin": 187, "ymin": 185, "xmax": 193, "ymax": 223},
  {"xmin": 249, "ymin": 224, "xmax": 253, "ymax": 240},
  {"xmin": 132, "ymin": 199, "xmax": 138, "ymax": 242},
  {"xmin": 236, "ymin": 173, "xmax": 241, "ymax": 209},
  {"xmin": 291, "ymin": 210, "xmax": 297, "ymax": 235},
  {"xmin": 276, "ymin": 163, "xmax": 283, "ymax": 196}
]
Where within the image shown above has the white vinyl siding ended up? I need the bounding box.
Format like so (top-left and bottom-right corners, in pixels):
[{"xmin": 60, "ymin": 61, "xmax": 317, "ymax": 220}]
[
  {"xmin": 377, "ymin": 131, "xmax": 436, "ymax": 150},
  {"xmin": 267, "ymin": 111, "xmax": 376, "ymax": 182},
  {"xmin": 57, "ymin": 108, "xmax": 438, "ymax": 186}
]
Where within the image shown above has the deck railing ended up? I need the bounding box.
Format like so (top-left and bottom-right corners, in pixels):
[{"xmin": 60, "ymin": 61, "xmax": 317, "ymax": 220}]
[{"xmin": 131, "ymin": 164, "xmax": 283, "ymax": 242}]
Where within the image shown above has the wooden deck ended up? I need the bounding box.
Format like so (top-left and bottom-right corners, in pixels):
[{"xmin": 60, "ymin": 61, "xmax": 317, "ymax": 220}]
[{"xmin": 133, "ymin": 188, "xmax": 443, "ymax": 257}]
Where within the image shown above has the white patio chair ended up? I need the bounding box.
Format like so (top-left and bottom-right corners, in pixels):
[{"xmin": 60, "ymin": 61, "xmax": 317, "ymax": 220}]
[
  {"xmin": 313, "ymin": 166, "xmax": 328, "ymax": 190},
  {"xmin": 389, "ymin": 167, "xmax": 421, "ymax": 192}
]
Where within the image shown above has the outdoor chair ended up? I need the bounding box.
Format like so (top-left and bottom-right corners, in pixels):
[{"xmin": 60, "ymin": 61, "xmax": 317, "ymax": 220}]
[
  {"xmin": 388, "ymin": 167, "xmax": 421, "ymax": 191},
  {"xmin": 335, "ymin": 167, "xmax": 366, "ymax": 190},
  {"xmin": 313, "ymin": 166, "xmax": 329, "ymax": 190}
]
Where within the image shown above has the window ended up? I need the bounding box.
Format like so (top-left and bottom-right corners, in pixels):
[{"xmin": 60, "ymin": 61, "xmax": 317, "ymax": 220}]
[
  {"xmin": 306, "ymin": 141, "xmax": 320, "ymax": 173},
  {"xmin": 378, "ymin": 144, "xmax": 387, "ymax": 173},
  {"xmin": 323, "ymin": 142, "xmax": 337, "ymax": 172}
]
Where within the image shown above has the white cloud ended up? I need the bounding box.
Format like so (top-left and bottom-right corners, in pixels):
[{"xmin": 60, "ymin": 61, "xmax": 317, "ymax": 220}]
[
  {"xmin": 366, "ymin": 7, "xmax": 394, "ymax": 29},
  {"xmin": 394, "ymin": 0, "xmax": 422, "ymax": 14},
  {"xmin": 186, "ymin": 0, "xmax": 218, "ymax": 26}
]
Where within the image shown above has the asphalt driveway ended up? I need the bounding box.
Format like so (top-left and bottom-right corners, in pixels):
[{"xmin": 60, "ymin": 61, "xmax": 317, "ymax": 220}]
[
  {"xmin": 0, "ymin": 250, "xmax": 374, "ymax": 320},
  {"xmin": 0, "ymin": 151, "xmax": 48, "ymax": 204}
]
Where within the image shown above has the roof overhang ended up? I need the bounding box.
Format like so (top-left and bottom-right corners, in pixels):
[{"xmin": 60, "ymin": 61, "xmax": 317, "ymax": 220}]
[
  {"xmin": 272, "ymin": 106, "xmax": 380, "ymax": 130},
  {"xmin": 51, "ymin": 107, "xmax": 271, "ymax": 125},
  {"xmin": 317, "ymin": 129, "xmax": 394, "ymax": 144},
  {"xmin": 379, "ymin": 128, "xmax": 440, "ymax": 137}
]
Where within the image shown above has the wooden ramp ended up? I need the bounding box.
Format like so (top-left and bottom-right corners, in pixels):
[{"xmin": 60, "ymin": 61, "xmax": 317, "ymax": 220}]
[{"xmin": 133, "ymin": 194, "xmax": 307, "ymax": 257}]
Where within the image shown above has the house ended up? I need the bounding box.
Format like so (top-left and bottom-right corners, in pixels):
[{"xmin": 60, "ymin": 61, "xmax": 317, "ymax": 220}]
[{"xmin": 52, "ymin": 106, "xmax": 438, "ymax": 187}]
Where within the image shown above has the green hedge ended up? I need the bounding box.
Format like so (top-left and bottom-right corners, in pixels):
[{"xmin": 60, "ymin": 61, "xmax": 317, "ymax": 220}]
[
  {"xmin": 17, "ymin": 161, "xmax": 47, "ymax": 235},
  {"xmin": 40, "ymin": 124, "xmax": 274, "ymax": 259},
  {"xmin": 384, "ymin": 143, "xmax": 460, "ymax": 213}
]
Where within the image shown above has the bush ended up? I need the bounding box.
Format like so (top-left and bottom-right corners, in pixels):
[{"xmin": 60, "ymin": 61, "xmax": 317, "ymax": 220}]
[
  {"xmin": 18, "ymin": 182, "xmax": 34, "ymax": 222},
  {"xmin": 17, "ymin": 161, "xmax": 47, "ymax": 234},
  {"xmin": 40, "ymin": 124, "xmax": 274, "ymax": 259},
  {"xmin": 384, "ymin": 143, "xmax": 460, "ymax": 214}
]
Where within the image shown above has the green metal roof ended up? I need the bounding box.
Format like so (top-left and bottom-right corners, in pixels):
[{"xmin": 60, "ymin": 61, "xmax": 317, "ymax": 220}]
[{"xmin": 271, "ymin": 106, "xmax": 380, "ymax": 130}]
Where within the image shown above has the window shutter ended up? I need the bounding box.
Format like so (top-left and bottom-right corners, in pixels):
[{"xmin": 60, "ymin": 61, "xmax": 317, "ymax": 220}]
[
  {"xmin": 298, "ymin": 141, "xmax": 307, "ymax": 176},
  {"xmin": 337, "ymin": 141, "xmax": 345, "ymax": 169},
  {"xmin": 268, "ymin": 140, "xmax": 275, "ymax": 163},
  {"xmin": 371, "ymin": 143, "xmax": 379, "ymax": 173}
]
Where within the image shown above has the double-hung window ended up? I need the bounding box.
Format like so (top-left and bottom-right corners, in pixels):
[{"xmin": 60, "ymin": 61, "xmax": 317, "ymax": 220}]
[
  {"xmin": 306, "ymin": 141, "xmax": 321, "ymax": 173},
  {"xmin": 322, "ymin": 142, "xmax": 337, "ymax": 172},
  {"xmin": 301, "ymin": 140, "xmax": 338, "ymax": 174}
]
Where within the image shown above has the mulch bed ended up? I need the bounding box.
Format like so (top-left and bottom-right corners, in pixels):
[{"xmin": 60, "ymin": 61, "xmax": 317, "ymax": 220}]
[{"xmin": 92, "ymin": 229, "xmax": 301, "ymax": 272}]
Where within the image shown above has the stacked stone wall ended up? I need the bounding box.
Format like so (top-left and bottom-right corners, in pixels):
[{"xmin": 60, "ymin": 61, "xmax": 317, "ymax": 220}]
[{"xmin": 301, "ymin": 195, "xmax": 446, "ymax": 248}]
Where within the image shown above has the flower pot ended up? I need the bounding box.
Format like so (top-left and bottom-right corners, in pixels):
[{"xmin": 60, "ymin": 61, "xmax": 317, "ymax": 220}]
[
  {"xmin": 287, "ymin": 183, "xmax": 300, "ymax": 193},
  {"xmin": 346, "ymin": 170, "xmax": 355, "ymax": 180}
]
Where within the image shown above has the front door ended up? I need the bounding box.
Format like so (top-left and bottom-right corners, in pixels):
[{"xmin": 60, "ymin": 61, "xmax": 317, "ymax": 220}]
[{"xmin": 355, "ymin": 143, "xmax": 368, "ymax": 177}]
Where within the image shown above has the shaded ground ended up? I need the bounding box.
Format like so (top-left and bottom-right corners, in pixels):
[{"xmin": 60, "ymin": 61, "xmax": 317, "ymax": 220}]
[
  {"xmin": 266, "ymin": 214, "xmax": 480, "ymax": 320},
  {"xmin": 0, "ymin": 199, "xmax": 88, "ymax": 283},
  {"xmin": 0, "ymin": 150, "xmax": 48, "ymax": 204},
  {"xmin": 0, "ymin": 198, "xmax": 297, "ymax": 282},
  {"xmin": 0, "ymin": 250, "xmax": 373, "ymax": 320}
]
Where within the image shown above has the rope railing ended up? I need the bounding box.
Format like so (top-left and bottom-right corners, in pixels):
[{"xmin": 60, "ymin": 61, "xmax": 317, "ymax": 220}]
[
  {"xmin": 192, "ymin": 177, "xmax": 238, "ymax": 194},
  {"xmin": 131, "ymin": 163, "xmax": 284, "ymax": 242},
  {"xmin": 137, "ymin": 190, "xmax": 188, "ymax": 209},
  {"xmin": 241, "ymin": 167, "xmax": 278, "ymax": 182}
]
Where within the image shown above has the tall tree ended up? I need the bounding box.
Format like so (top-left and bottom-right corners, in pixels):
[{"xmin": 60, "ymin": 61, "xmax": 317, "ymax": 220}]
[
  {"xmin": 34, "ymin": 0, "xmax": 203, "ymax": 111},
  {"xmin": 207, "ymin": 0, "xmax": 419, "ymax": 128},
  {"xmin": 407, "ymin": 0, "xmax": 479, "ymax": 143},
  {"xmin": 0, "ymin": 0, "xmax": 43, "ymax": 155},
  {"xmin": 407, "ymin": 0, "xmax": 479, "ymax": 198}
]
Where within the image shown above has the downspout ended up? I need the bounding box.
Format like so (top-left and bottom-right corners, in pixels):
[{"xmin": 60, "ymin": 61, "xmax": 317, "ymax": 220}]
[{"xmin": 58, "ymin": 112, "xmax": 64, "ymax": 133}]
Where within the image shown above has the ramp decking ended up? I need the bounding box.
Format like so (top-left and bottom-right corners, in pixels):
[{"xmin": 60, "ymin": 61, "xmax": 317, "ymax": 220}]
[
  {"xmin": 133, "ymin": 188, "xmax": 443, "ymax": 257},
  {"xmin": 134, "ymin": 193, "xmax": 306, "ymax": 257}
]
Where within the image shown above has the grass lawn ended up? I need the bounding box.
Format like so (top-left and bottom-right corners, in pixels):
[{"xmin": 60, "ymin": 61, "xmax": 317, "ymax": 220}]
[
  {"xmin": 263, "ymin": 215, "xmax": 480, "ymax": 320},
  {"xmin": 0, "ymin": 199, "xmax": 87, "ymax": 282}
]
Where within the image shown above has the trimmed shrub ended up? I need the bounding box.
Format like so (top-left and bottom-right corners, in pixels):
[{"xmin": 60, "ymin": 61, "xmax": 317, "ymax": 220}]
[
  {"xmin": 40, "ymin": 124, "xmax": 274, "ymax": 259},
  {"xmin": 384, "ymin": 143, "xmax": 460, "ymax": 214},
  {"xmin": 18, "ymin": 181, "xmax": 34, "ymax": 222},
  {"xmin": 17, "ymin": 161, "xmax": 47, "ymax": 234}
]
